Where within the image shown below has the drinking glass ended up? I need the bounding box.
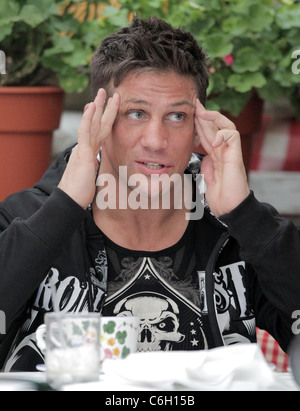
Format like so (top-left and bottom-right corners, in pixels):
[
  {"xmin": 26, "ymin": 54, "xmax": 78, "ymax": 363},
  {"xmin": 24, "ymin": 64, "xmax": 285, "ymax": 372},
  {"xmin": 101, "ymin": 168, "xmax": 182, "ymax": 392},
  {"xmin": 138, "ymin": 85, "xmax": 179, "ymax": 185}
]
[{"xmin": 44, "ymin": 313, "xmax": 100, "ymax": 387}]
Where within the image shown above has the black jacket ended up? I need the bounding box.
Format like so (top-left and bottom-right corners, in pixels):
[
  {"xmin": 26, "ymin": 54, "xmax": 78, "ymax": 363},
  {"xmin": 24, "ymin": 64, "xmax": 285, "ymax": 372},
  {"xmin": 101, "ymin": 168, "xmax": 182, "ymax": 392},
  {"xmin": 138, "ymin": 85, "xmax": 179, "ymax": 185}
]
[{"xmin": 0, "ymin": 148, "xmax": 299, "ymax": 371}]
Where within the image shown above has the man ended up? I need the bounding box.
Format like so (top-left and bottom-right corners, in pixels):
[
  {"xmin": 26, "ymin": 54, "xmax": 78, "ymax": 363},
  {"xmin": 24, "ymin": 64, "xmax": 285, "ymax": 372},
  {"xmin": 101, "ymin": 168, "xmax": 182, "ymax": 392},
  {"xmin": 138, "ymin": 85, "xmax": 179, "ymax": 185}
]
[{"xmin": 0, "ymin": 16, "xmax": 299, "ymax": 371}]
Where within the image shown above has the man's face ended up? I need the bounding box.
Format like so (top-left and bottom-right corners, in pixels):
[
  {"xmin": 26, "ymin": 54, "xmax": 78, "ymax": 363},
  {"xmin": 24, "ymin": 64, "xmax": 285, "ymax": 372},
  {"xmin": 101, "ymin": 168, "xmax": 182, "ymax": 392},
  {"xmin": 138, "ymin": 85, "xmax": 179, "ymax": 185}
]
[{"xmin": 100, "ymin": 70, "xmax": 198, "ymax": 196}]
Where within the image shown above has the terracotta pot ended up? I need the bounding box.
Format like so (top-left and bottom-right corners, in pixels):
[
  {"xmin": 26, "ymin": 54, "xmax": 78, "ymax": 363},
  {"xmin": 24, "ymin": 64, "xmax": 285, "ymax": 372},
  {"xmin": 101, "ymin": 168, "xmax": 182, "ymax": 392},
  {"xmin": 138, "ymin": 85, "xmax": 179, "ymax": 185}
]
[
  {"xmin": 0, "ymin": 86, "xmax": 64, "ymax": 200},
  {"xmin": 195, "ymin": 92, "xmax": 264, "ymax": 174}
]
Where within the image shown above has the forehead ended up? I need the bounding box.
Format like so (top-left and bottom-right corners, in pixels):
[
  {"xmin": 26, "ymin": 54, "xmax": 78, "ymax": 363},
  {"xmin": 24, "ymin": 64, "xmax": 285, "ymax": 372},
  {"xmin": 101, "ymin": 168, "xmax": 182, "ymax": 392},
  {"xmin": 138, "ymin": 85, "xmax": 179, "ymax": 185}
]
[{"xmin": 115, "ymin": 70, "xmax": 197, "ymax": 104}]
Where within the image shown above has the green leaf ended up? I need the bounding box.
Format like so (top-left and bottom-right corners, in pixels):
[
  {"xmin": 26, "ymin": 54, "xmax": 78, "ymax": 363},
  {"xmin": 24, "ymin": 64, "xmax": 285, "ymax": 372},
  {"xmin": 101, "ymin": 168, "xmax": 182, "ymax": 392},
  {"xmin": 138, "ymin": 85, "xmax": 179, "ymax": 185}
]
[
  {"xmin": 62, "ymin": 40, "xmax": 92, "ymax": 67},
  {"xmin": 51, "ymin": 15, "xmax": 81, "ymax": 34},
  {"xmin": 19, "ymin": 5, "xmax": 46, "ymax": 27},
  {"xmin": 261, "ymin": 44, "xmax": 282, "ymax": 63},
  {"xmin": 31, "ymin": 0, "xmax": 58, "ymax": 15},
  {"xmin": 81, "ymin": 20, "xmax": 103, "ymax": 46},
  {"xmin": 19, "ymin": 0, "xmax": 58, "ymax": 27},
  {"xmin": 257, "ymin": 79, "xmax": 286, "ymax": 102},
  {"xmin": 222, "ymin": 17, "xmax": 247, "ymax": 36},
  {"xmin": 246, "ymin": 4, "xmax": 274, "ymax": 31},
  {"xmin": 276, "ymin": 5, "xmax": 300, "ymax": 29},
  {"xmin": 232, "ymin": 47, "xmax": 263, "ymax": 73},
  {"xmin": 66, "ymin": 49, "xmax": 91, "ymax": 68},
  {"xmin": 0, "ymin": 0, "xmax": 19, "ymax": 22},
  {"xmin": 208, "ymin": 71, "xmax": 227, "ymax": 95},
  {"xmin": 279, "ymin": 52, "xmax": 295, "ymax": 69},
  {"xmin": 0, "ymin": 0, "xmax": 20, "ymax": 29},
  {"xmin": 208, "ymin": 90, "xmax": 250, "ymax": 116},
  {"xmin": 205, "ymin": 99, "xmax": 220, "ymax": 112},
  {"xmin": 229, "ymin": 0, "xmax": 251, "ymax": 15},
  {"xmin": 0, "ymin": 25, "xmax": 12, "ymax": 42},
  {"xmin": 102, "ymin": 6, "xmax": 120, "ymax": 17},
  {"xmin": 227, "ymin": 72, "xmax": 266, "ymax": 93},
  {"xmin": 273, "ymin": 67, "xmax": 300, "ymax": 87},
  {"xmin": 106, "ymin": 9, "xmax": 129, "ymax": 27},
  {"xmin": 43, "ymin": 35, "xmax": 75, "ymax": 57},
  {"xmin": 204, "ymin": 33, "xmax": 233, "ymax": 58}
]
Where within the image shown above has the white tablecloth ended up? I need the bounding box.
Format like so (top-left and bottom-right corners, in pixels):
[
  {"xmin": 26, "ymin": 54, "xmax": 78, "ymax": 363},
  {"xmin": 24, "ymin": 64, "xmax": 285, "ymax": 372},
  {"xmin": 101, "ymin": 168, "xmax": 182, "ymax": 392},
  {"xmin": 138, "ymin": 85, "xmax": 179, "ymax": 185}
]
[
  {"xmin": 0, "ymin": 369, "xmax": 298, "ymax": 392},
  {"xmin": 0, "ymin": 344, "xmax": 299, "ymax": 391}
]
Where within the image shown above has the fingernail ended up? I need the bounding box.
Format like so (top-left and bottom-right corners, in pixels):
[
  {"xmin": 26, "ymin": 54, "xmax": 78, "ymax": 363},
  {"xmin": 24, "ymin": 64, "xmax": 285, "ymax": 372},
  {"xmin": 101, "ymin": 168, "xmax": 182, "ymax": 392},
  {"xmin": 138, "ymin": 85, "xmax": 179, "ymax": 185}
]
[
  {"xmin": 84, "ymin": 103, "xmax": 90, "ymax": 112},
  {"xmin": 97, "ymin": 88, "xmax": 106, "ymax": 98}
]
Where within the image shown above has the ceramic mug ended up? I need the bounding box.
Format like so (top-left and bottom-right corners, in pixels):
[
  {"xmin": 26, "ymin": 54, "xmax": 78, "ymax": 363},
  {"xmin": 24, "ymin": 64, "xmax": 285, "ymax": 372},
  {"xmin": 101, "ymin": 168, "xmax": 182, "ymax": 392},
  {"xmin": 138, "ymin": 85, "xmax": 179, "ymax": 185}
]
[{"xmin": 100, "ymin": 316, "xmax": 140, "ymax": 363}]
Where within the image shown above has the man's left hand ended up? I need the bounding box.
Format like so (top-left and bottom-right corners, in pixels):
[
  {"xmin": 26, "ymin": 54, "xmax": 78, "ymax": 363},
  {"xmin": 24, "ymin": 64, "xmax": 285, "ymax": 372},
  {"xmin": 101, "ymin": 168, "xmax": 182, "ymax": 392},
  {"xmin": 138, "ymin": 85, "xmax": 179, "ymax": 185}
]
[{"xmin": 194, "ymin": 99, "xmax": 250, "ymax": 217}]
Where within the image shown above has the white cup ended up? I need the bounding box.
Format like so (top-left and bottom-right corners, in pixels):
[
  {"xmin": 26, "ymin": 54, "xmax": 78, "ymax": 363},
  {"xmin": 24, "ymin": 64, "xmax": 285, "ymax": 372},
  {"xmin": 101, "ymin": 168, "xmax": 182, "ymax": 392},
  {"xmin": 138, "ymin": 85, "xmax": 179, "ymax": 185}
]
[
  {"xmin": 36, "ymin": 313, "xmax": 100, "ymax": 387},
  {"xmin": 100, "ymin": 316, "xmax": 140, "ymax": 364}
]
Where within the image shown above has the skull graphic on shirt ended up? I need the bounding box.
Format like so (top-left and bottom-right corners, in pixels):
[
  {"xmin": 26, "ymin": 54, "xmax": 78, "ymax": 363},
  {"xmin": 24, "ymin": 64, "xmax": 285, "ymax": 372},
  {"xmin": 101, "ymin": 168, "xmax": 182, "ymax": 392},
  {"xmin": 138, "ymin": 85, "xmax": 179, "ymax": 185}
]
[{"xmin": 114, "ymin": 294, "xmax": 185, "ymax": 351}]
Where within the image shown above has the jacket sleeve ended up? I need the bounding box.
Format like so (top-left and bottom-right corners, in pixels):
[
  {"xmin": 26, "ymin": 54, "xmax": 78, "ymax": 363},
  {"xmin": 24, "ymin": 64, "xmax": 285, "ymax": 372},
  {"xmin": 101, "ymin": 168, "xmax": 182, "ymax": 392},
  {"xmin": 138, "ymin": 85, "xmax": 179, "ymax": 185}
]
[
  {"xmin": 219, "ymin": 191, "xmax": 300, "ymax": 352},
  {"xmin": 0, "ymin": 188, "xmax": 87, "ymax": 333}
]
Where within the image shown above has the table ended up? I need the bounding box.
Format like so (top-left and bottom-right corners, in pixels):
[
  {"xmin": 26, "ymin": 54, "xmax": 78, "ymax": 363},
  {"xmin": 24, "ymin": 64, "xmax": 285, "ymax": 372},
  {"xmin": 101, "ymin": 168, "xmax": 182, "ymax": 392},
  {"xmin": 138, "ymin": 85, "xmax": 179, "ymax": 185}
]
[
  {"xmin": 0, "ymin": 369, "xmax": 298, "ymax": 392},
  {"xmin": 1, "ymin": 345, "xmax": 299, "ymax": 391}
]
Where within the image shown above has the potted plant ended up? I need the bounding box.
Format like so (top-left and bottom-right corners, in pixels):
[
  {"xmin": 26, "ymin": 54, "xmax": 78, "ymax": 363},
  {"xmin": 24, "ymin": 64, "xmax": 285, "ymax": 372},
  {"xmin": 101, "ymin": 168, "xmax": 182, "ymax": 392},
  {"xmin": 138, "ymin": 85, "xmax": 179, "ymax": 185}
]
[
  {"xmin": 0, "ymin": 0, "xmax": 108, "ymax": 200},
  {"xmin": 97, "ymin": 0, "xmax": 300, "ymax": 171}
]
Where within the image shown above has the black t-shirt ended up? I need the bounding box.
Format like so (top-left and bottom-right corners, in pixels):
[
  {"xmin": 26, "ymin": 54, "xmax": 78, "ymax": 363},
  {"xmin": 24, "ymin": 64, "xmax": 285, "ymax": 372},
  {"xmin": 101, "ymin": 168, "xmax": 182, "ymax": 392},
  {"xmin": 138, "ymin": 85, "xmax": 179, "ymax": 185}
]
[{"xmin": 101, "ymin": 220, "xmax": 209, "ymax": 351}]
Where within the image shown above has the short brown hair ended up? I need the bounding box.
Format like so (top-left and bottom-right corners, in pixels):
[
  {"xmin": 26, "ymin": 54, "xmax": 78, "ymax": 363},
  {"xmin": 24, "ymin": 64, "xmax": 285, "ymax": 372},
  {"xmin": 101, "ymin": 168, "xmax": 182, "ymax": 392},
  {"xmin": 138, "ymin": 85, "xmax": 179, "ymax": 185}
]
[{"xmin": 90, "ymin": 16, "xmax": 209, "ymax": 103}]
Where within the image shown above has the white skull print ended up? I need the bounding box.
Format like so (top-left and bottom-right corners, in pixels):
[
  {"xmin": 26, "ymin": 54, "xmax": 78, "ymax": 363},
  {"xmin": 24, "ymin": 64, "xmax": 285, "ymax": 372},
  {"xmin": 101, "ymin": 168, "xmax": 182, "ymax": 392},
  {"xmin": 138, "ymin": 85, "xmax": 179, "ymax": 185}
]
[{"xmin": 114, "ymin": 294, "xmax": 185, "ymax": 351}]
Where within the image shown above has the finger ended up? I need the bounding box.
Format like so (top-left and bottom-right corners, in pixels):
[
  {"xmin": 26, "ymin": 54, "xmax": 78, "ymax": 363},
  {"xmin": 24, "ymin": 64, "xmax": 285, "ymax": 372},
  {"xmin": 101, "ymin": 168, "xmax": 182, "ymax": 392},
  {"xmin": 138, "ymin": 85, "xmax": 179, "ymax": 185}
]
[
  {"xmin": 78, "ymin": 102, "xmax": 96, "ymax": 146},
  {"xmin": 194, "ymin": 115, "xmax": 214, "ymax": 155},
  {"xmin": 99, "ymin": 92, "xmax": 120, "ymax": 140},
  {"xmin": 196, "ymin": 98, "xmax": 236, "ymax": 131},
  {"xmin": 212, "ymin": 129, "xmax": 241, "ymax": 149},
  {"xmin": 94, "ymin": 88, "xmax": 107, "ymax": 120},
  {"xmin": 195, "ymin": 112, "xmax": 221, "ymax": 155},
  {"xmin": 201, "ymin": 111, "xmax": 236, "ymax": 131},
  {"xmin": 91, "ymin": 88, "xmax": 107, "ymax": 143},
  {"xmin": 195, "ymin": 99, "xmax": 219, "ymax": 145}
]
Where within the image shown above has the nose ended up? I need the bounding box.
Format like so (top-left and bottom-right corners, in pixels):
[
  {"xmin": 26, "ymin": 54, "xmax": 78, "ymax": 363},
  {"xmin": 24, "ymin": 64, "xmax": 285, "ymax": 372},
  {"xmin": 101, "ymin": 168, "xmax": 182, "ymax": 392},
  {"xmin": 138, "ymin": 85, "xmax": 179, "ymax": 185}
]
[{"xmin": 140, "ymin": 119, "xmax": 168, "ymax": 151}]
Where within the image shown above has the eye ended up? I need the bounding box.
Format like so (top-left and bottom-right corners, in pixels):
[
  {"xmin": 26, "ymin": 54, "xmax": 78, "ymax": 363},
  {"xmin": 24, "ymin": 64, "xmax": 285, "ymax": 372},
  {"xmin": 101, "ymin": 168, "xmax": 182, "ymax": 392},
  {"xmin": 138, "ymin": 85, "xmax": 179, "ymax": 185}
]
[
  {"xmin": 158, "ymin": 322, "xmax": 166, "ymax": 330},
  {"xmin": 168, "ymin": 112, "xmax": 185, "ymax": 122},
  {"xmin": 127, "ymin": 110, "xmax": 144, "ymax": 120},
  {"xmin": 156, "ymin": 318, "xmax": 175, "ymax": 332}
]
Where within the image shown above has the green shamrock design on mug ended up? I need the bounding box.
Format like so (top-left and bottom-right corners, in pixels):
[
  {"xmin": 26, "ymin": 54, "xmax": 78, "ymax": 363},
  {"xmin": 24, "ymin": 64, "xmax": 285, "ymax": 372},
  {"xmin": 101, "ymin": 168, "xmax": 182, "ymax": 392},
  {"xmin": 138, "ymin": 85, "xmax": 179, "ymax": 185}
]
[
  {"xmin": 116, "ymin": 331, "xmax": 127, "ymax": 344},
  {"xmin": 103, "ymin": 321, "xmax": 116, "ymax": 334}
]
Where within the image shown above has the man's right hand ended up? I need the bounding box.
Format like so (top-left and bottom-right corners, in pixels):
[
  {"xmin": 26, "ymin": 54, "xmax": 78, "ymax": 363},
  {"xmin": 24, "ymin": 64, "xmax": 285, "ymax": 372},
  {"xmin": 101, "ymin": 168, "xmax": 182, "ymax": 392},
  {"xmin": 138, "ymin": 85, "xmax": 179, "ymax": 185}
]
[{"xmin": 58, "ymin": 88, "xmax": 120, "ymax": 209}]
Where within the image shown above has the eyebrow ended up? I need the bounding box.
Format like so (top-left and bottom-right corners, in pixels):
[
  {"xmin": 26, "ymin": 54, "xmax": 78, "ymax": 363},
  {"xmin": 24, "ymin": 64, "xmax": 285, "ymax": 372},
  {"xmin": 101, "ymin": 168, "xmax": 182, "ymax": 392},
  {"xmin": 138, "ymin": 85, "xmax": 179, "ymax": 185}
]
[
  {"xmin": 122, "ymin": 98, "xmax": 195, "ymax": 109},
  {"xmin": 122, "ymin": 99, "xmax": 150, "ymax": 106},
  {"xmin": 171, "ymin": 100, "xmax": 195, "ymax": 109}
]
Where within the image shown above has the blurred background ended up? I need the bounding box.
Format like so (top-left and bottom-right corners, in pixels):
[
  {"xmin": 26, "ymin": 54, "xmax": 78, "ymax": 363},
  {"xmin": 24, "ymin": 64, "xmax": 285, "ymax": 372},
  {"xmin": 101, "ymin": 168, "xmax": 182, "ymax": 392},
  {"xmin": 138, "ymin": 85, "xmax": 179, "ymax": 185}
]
[{"xmin": 0, "ymin": 0, "xmax": 299, "ymax": 226}]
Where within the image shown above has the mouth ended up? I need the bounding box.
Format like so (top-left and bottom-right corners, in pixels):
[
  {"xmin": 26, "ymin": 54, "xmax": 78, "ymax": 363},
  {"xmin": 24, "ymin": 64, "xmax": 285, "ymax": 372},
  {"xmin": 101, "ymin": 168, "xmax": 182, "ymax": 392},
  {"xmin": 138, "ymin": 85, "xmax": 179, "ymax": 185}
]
[
  {"xmin": 136, "ymin": 160, "xmax": 171, "ymax": 175},
  {"xmin": 142, "ymin": 162, "xmax": 164, "ymax": 170}
]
